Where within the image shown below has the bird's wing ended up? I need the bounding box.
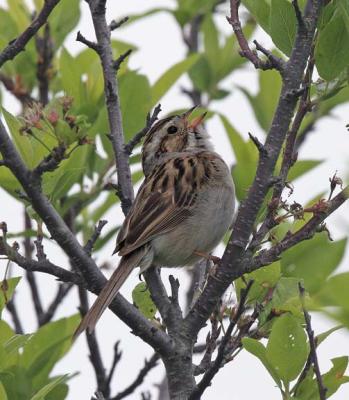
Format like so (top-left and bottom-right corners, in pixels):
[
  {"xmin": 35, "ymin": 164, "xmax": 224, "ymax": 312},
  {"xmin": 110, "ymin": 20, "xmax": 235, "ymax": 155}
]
[{"xmin": 114, "ymin": 152, "xmax": 220, "ymax": 256}]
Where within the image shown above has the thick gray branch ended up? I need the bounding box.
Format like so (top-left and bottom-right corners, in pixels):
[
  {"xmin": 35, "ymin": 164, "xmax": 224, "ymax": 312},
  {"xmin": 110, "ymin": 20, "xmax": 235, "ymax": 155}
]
[
  {"xmin": 0, "ymin": 119, "xmax": 173, "ymax": 355},
  {"xmin": 185, "ymin": 0, "xmax": 324, "ymax": 338},
  {"xmin": 85, "ymin": 0, "xmax": 134, "ymax": 215},
  {"xmin": 0, "ymin": 0, "xmax": 61, "ymax": 68}
]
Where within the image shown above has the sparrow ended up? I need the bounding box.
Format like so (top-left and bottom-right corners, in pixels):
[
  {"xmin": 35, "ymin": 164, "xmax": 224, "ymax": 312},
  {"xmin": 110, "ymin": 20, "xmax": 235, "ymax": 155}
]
[{"xmin": 74, "ymin": 107, "xmax": 235, "ymax": 338}]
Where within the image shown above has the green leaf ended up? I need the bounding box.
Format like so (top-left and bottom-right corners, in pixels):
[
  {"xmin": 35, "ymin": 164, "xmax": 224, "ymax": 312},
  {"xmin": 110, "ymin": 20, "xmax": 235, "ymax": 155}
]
[
  {"xmin": 125, "ymin": 8, "xmax": 171, "ymax": 24},
  {"xmin": 259, "ymin": 277, "xmax": 304, "ymax": 331},
  {"xmin": 317, "ymin": 272, "xmax": 349, "ymax": 313},
  {"xmin": 220, "ymin": 114, "xmax": 258, "ymax": 201},
  {"xmin": 316, "ymin": 14, "xmax": 349, "ymax": 80},
  {"xmin": 0, "ymin": 164, "xmax": 21, "ymax": 198},
  {"xmin": 30, "ymin": 374, "xmax": 70, "ymax": 400},
  {"xmin": 0, "ymin": 277, "xmax": 21, "ymax": 315},
  {"xmin": 119, "ymin": 71, "xmax": 152, "ymax": 140},
  {"xmin": 0, "ymin": 382, "xmax": 8, "ymax": 400},
  {"xmin": 242, "ymin": 0, "xmax": 271, "ymax": 33},
  {"xmin": 45, "ymin": 382, "xmax": 69, "ymax": 400},
  {"xmin": 216, "ymin": 23, "xmax": 255, "ymax": 81},
  {"xmin": 151, "ymin": 54, "xmax": 199, "ymax": 107},
  {"xmin": 322, "ymin": 357, "xmax": 349, "ymax": 397},
  {"xmin": 21, "ymin": 315, "xmax": 79, "ymax": 390},
  {"xmin": 0, "ymin": 366, "xmax": 31, "ymax": 400},
  {"xmin": 242, "ymin": 338, "xmax": 282, "ymax": 388},
  {"xmin": 1, "ymin": 108, "xmax": 40, "ymax": 169},
  {"xmin": 239, "ymin": 69, "xmax": 282, "ymax": 132},
  {"xmin": 42, "ymin": 145, "xmax": 88, "ymax": 202},
  {"xmin": 4, "ymin": 334, "xmax": 33, "ymax": 356},
  {"xmin": 60, "ymin": 48, "xmax": 84, "ymax": 105},
  {"xmin": 202, "ymin": 15, "xmax": 220, "ymax": 79},
  {"xmin": 338, "ymin": 0, "xmax": 349, "ymax": 33},
  {"xmin": 266, "ymin": 313, "xmax": 308, "ymax": 383},
  {"xmin": 49, "ymin": 0, "xmax": 80, "ymax": 49},
  {"xmin": 281, "ymin": 235, "xmax": 347, "ymax": 294},
  {"xmin": 316, "ymin": 325, "xmax": 343, "ymax": 347},
  {"xmin": 132, "ymin": 283, "xmax": 157, "ymax": 319},
  {"xmin": 270, "ymin": 0, "xmax": 297, "ymax": 55},
  {"xmin": 288, "ymin": 160, "xmax": 322, "ymax": 181},
  {"xmin": 235, "ymin": 261, "xmax": 281, "ymax": 303},
  {"xmin": 188, "ymin": 56, "xmax": 213, "ymax": 92},
  {"xmin": 0, "ymin": 320, "xmax": 16, "ymax": 370},
  {"xmin": 8, "ymin": 0, "xmax": 30, "ymax": 31}
]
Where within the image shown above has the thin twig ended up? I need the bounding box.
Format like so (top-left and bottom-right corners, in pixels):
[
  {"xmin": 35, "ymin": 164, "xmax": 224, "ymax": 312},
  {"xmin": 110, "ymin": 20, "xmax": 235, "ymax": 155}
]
[
  {"xmin": 112, "ymin": 49, "xmax": 132, "ymax": 72},
  {"xmin": 79, "ymin": 286, "xmax": 109, "ymax": 397},
  {"xmin": 249, "ymin": 186, "xmax": 349, "ymax": 271},
  {"xmin": 124, "ymin": 104, "xmax": 162, "ymax": 155},
  {"xmin": 24, "ymin": 212, "xmax": 44, "ymax": 325},
  {"xmin": 299, "ymin": 283, "xmax": 327, "ymax": 400},
  {"xmin": 33, "ymin": 144, "xmax": 67, "ymax": 177},
  {"xmin": 76, "ymin": 31, "xmax": 99, "ymax": 53},
  {"xmin": 35, "ymin": 23, "xmax": 53, "ymax": 105},
  {"xmin": 0, "ymin": 0, "xmax": 61, "ymax": 68},
  {"xmin": 112, "ymin": 353, "xmax": 160, "ymax": 400},
  {"xmin": 109, "ymin": 16, "xmax": 129, "ymax": 31},
  {"xmin": 227, "ymin": 0, "xmax": 285, "ymax": 71},
  {"xmin": 105, "ymin": 341, "xmax": 122, "ymax": 391},
  {"xmin": 84, "ymin": 220, "xmax": 108, "ymax": 256},
  {"xmin": 6, "ymin": 297, "xmax": 24, "ymax": 334},
  {"xmin": 39, "ymin": 283, "xmax": 74, "ymax": 325},
  {"xmin": 0, "ymin": 73, "xmax": 35, "ymax": 105},
  {"xmin": 0, "ymin": 236, "xmax": 83, "ymax": 285},
  {"xmin": 190, "ymin": 281, "xmax": 254, "ymax": 399}
]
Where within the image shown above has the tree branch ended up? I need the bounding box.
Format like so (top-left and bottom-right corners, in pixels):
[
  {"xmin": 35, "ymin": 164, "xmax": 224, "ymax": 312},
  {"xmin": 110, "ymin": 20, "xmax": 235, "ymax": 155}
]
[
  {"xmin": 79, "ymin": 286, "xmax": 109, "ymax": 397},
  {"xmin": 109, "ymin": 16, "xmax": 129, "ymax": 31},
  {"xmin": 0, "ymin": 119, "xmax": 173, "ymax": 356},
  {"xmin": 83, "ymin": 0, "xmax": 134, "ymax": 215},
  {"xmin": 0, "ymin": 73, "xmax": 35, "ymax": 105},
  {"xmin": 24, "ymin": 212, "xmax": 44, "ymax": 326},
  {"xmin": 112, "ymin": 353, "xmax": 160, "ymax": 400},
  {"xmin": 250, "ymin": 186, "xmax": 348, "ymax": 270},
  {"xmin": 0, "ymin": 0, "xmax": 61, "ymax": 68},
  {"xmin": 35, "ymin": 23, "xmax": 53, "ymax": 106},
  {"xmin": 84, "ymin": 220, "xmax": 108, "ymax": 256},
  {"xmin": 0, "ymin": 236, "xmax": 83, "ymax": 285},
  {"xmin": 6, "ymin": 297, "xmax": 24, "ymax": 334},
  {"xmin": 105, "ymin": 341, "xmax": 122, "ymax": 393},
  {"xmin": 40, "ymin": 283, "xmax": 74, "ymax": 325},
  {"xmin": 112, "ymin": 49, "xmax": 132, "ymax": 72},
  {"xmin": 249, "ymin": 50, "xmax": 315, "ymax": 250},
  {"xmin": 227, "ymin": 0, "xmax": 285, "ymax": 71},
  {"xmin": 299, "ymin": 283, "xmax": 327, "ymax": 400},
  {"xmin": 124, "ymin": 104, "xmax": 162, "ymax": 155},
  {"xmin": 189, "ymin": 281, "xmax": 254, "ymax": 399},
  {"xmin": 185, "ymin": 0, "xmax": 324, "ymax": 340}
]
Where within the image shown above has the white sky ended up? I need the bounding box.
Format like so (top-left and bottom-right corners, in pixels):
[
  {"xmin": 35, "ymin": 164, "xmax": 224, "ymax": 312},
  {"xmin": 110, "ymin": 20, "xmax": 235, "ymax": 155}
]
[{"xmin": 1, "ymin": 0, "xmax": 349, "ymax": 399}]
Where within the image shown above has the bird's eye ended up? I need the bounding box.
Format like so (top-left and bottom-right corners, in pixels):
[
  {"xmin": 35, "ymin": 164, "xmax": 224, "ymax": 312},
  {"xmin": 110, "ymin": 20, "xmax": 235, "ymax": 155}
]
[{"xmin": 167, "ymin": 125, "xmax": 178, "ymax": 134}]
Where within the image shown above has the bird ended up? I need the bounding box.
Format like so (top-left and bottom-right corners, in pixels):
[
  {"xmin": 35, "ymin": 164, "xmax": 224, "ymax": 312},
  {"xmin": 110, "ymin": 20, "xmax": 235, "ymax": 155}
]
[{"xmin": 74, "ymin": 107, "xmax": 235, "ymax": 339}]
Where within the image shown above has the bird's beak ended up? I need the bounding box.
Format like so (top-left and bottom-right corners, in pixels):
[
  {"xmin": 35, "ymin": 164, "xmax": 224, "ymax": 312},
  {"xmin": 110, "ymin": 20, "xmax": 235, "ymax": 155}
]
[
  {"xmin": 188, "ymin": 112, "xmax": 207, "ymax": 130},
  {"xmin": 181, "ymin": 105, "xmax": 197, "ymax": 124}
]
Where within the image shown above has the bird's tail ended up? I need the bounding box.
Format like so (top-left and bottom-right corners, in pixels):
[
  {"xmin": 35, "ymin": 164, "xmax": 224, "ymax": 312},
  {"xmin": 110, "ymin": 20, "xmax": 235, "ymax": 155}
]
[{"xmin": 73, "ymin": 248, "xmax": 146, "ymax": 340}]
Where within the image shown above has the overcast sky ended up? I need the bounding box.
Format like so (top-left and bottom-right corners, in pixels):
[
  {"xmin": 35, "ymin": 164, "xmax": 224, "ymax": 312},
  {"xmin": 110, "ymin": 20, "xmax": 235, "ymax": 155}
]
[{"xmin": 1, "ymin": 1, "xmax": 349, "ymax": 399}]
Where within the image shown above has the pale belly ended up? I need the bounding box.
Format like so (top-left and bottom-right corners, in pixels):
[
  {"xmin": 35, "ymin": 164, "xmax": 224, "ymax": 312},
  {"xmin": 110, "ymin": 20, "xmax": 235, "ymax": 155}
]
[{"xmin": 151, "ymin": 183, "xmax": 235, "ymax": 267}]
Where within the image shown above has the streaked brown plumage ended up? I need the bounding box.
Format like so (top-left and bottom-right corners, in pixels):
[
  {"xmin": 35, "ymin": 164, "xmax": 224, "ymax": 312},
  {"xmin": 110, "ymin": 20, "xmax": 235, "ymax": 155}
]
[{"xmin": 74, "ymin": 108, "xmax": 235, "ymax": 339}]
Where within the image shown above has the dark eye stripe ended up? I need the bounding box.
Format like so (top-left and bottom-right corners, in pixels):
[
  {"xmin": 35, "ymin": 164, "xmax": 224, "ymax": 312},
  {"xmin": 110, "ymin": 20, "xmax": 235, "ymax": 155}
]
[{"xmin": 144, "ymin": 116, "xmax": 174, "ymax": 144}]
